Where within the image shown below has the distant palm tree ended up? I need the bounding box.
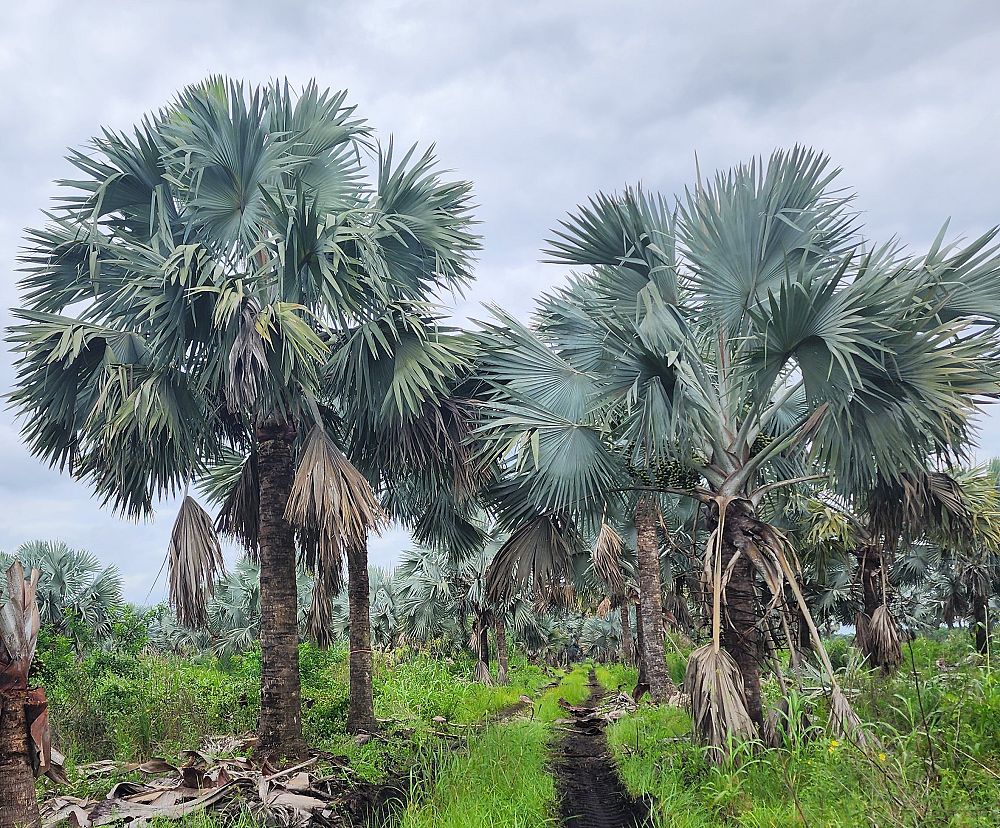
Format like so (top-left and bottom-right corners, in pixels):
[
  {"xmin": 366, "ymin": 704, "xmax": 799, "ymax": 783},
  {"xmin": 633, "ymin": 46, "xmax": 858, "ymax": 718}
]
[
  {"xmin": 0, "ymin": 541, "xmax": 122, "ymax": 649},
  {"xmin": 10, "ymin": 77, "xmax": 477, "ymax": 753}
]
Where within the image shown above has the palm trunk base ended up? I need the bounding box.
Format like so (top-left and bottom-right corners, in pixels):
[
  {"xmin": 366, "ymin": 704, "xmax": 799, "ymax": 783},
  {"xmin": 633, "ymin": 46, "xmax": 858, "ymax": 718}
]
[
  {"xmin": 635, "ymin": 497, "xmax": 677, "ymax": 703},
  {"xmin": 720, "ymin": 507, "xmax": 765, "ymax": 731},
  {"xmin": 494, "ymin": 621, "xmax": 510, "ymax": 685},
  {"xmin": 973, "ymin": 597, "xmax": 989, "ymax": 656},
  {"xmin": 256, "ymin": 430, "xmax": 306, "ymax": 761},
  {"xmin": 347, "ymin": 544, "xmax": 377, "ymax": 734},
  {"xmin": 0, "ymin": 690, "xmax": 40, "ymax": 828}
]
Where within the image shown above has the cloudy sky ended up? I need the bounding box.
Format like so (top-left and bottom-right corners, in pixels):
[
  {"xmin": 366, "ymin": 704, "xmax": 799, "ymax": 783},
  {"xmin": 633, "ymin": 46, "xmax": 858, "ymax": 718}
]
[{"xmin": 2, "ymin": 1, "xmax": 1000, "ymax": 601}]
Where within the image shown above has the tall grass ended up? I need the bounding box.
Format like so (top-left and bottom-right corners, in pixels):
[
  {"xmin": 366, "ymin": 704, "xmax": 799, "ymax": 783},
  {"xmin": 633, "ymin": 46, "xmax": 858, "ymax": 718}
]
[
  {"xmin": 397, "ymin": 719, "xmax": 555, "ymax": 827},
  {"xmin": 604, "ymin": 632, "xmax": 1000, "ymax": 827}
]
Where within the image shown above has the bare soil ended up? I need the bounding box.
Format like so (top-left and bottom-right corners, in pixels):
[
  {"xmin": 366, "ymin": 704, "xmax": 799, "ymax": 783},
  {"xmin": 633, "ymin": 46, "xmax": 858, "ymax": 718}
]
[{"xmin": 551, "ymin": 672, "xmax": 649, "ymax": 828}]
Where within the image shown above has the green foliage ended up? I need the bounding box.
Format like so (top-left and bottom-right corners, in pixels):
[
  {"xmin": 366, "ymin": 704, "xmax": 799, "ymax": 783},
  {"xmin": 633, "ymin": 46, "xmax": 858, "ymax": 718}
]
[
  {"xmin": 534, "ymin": 663, "xmax": 591, "ymax": 721},
  {"xmin": 399, "ymin": 719, "xmax": 555, "ymax": 828},
  {"xmin": 606, "ymin": 632, "xmax": 1000, "ymax": 827},
  {"xmin": 39, "ymin": 629, "xmax": 260, "ymax": 763}
]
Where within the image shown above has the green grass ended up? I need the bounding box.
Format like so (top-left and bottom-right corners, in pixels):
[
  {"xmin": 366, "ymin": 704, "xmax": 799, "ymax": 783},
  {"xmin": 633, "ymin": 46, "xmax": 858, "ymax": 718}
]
[
  {"xmin": 397, "ymin": 718, "xmax": 555, "ymax": 827},
  {"xmin": 534, "ymin": 662, "xmax": 592, "ymax": 721},
  {"xmin": 397, "ymin": 661, "xmax": 597, "ymax": 826},
  {"xmin": 36, "ymin": 626, "xmax": 554, "ymax": 784},
  {"xmin": 604, "ymin": 632, "xmax": 1000, "ymax": 827},
  {"xmin": 595, "ymin": 662, "xmax": 638, "ymax": 692}
]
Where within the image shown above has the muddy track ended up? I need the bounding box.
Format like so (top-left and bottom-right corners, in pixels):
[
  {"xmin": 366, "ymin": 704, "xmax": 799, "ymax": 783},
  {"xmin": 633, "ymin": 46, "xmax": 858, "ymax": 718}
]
[{"xmin": 551, "ymin": 672, "xmax": 649, "ymax": 828}]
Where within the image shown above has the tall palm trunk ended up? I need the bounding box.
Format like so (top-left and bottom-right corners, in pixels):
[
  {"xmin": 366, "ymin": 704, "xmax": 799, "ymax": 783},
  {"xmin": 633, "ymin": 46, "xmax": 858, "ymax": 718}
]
[
  {"xmin": 635, "ymin": 602, "xmax": 648, "ymax": 688},
  {"xmin": 620, "ymin": 603, "xmax": 633, "ymax": 665},
  {"xmin": 494, "ymin": 619, "xmax": 510, "ymax": 685},
  {"xmin": 0, "ymin": 690, "xmax": 40, "ymax": 828},
  {"xmin": 346, "ymin": 543, "xmax": 376, "ymax": 733},
  {"xmin": 972, "ymin": 592, "xmax": 989, "ymax": 656},
  {"xmin": 634, "ymin": 497, "xmax": 676, "ymax": 702},
  {"xmin": 256, "ymin": 425, "xmax": 305, "ymax": 759},
  {"xmin": 720, "ymin": 503, "xmax": 764, "ymax": 730}
]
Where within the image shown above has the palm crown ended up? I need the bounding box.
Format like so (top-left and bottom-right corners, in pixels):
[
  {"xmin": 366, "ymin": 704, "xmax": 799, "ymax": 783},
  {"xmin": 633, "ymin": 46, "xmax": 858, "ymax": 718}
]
[
  {"xmin": 10, "ymin": 77, "xmax": 477, "ymax": 520},
  {"xmin": 475, "ymin": 147, "xmax": 1000, "ymax": 752}
]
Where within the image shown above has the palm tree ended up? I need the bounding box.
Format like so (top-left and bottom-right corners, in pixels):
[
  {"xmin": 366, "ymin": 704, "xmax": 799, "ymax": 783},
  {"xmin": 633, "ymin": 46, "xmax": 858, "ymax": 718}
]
[
  {"xmin": 9, "ymin": 78, "xmax": 476, "ymax": 755},
  {"xmin": 474, "ymin": 148, "xmax": 1000, "ymax": 752},
  {"xmin": 0, "ymin": 541, "xmax": 122, "ymax": 649},
  {"xmin": 0, "ymin": 563, "xmax": 42, "ymax": 828}
]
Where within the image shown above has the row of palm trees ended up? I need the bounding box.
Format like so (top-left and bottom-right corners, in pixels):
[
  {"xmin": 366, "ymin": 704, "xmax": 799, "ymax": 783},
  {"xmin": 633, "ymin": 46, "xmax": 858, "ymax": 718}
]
[{"xmin": 5, "ymin": 76, "xmax": 1000, "ymax": 826}]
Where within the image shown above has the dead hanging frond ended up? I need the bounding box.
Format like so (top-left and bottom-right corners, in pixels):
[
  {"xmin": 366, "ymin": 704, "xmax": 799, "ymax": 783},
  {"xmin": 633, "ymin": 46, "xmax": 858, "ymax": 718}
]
[
  {"xmin": 596, "ymin": 595, "xmax": 612, "ymax": 619},
  {"xmin": 868, "ymin": 470, "xmax": 972, "ymax": 551},
  {"xmin": 685, "ymin": 497, "xmax": 756, "ymax": 760},
  {"xmin": 868, "ymin": 604, "xmax": 902, "ymax": 673},
  {"xmin": 305, "ymin": 569, "xmax": 338, "ymax": 649},
  {"xmin": 215, "ymin": 452, "xmax": 260, "ymax": 556},
  {"xmin": 168, "ymin": 496, "xmax": 225, "ymax": 629},
  {"xmin": 486, "ymin": 513, "xmax": 581, "ymax": 606},
  {"xmin": 770, "ymin": 537, "xmax": 873, "ymax": 748},
  {"xmin": 592, "ymin": 520, "xmax": 627, "ymax": 596},
  {"xmin": 1, "ymin": 561, "xmax": 41, "ymax": 687},
  {"xmin": 474, "ymin": 658, "xmax": 494, "ymax": 685},
  {"xmin": 829, "ymin": 684, "xmax": 870, "ymax": 747},
  {"xmin": 225, "ymin": 303, "xmax": 270, "ymax": 412},
  {"xmin": 685, "ymin": 646, "xmax": 757, "ymax": 763},
  {"xmin": 286, "ymin": 426, "xmax": 386, "ymax": 577}
]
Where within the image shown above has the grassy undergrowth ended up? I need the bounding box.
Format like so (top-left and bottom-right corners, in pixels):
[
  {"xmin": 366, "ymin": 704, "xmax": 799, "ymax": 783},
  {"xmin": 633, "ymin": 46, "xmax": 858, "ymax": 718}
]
[
  {"xmin": 397, "ymin": 660, "xmax": 592, "ymax": 826},
  {"xmin": 605, "ymin": 633, "xmax": 1000, "ymax": 827},
  {"xmin": 534, "ymin": 661, "xmax": 591, "ymax": 720},
  {"xmin": 35, "ymin": 625, "xmax": 553, "ymax": 784},
  {"xmin": 395, "ymin": 719, "xmax": 554, "ymax": 828},
  {"xmin": 595, "ymin": 662, "xmax": 638, "ymax": 692}
]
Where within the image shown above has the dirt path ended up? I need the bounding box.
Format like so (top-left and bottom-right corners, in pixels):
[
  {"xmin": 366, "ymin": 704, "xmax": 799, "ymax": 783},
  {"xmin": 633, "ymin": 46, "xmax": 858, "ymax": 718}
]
[{"xmin": 551, "ymin": 672, "xmax": 649, "ymax": 828}]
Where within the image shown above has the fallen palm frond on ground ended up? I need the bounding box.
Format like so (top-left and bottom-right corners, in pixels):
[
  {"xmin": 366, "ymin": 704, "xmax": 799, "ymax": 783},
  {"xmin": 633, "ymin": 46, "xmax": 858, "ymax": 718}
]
[{"xmin": 39, "ymin": 740, "xmax": 399, "ymax": 828}]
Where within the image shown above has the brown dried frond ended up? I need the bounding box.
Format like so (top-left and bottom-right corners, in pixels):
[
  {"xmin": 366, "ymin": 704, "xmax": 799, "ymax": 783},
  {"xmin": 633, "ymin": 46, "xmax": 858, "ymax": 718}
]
[
  {"xmin": 684, "ymin": 644, "xmax": 757, "ymax": 763},
  {"xmin": 305, "ymin": 569, "xmax": 338, "ymax": 649},
  {"xmin": 868, "ymin": 605, "xmax": 902, "ymax": 673},
  {"xmin": 829, "ymin": 685, "xmax": 871, "ymax": 748},
  {"xmin": 168, "ymin": 496, "xmax": 225, "ymax": 629},
  {"xmin": 285, "ymin": 426, "xmax": 386, "ymax": 577},
  {"xmin": 592, "ymin": 520, "xmax": 627, "ymax": 595}
]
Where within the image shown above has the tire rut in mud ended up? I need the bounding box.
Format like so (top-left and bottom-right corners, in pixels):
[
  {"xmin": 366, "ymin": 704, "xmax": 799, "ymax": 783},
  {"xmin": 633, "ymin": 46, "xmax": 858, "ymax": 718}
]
[{"xmin": 551, "ymin": 672, "xmax": 649, "ymax": 828}]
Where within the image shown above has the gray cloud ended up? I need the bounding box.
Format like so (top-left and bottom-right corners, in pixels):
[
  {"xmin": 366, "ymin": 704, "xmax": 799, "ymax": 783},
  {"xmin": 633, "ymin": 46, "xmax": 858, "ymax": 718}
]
[{"xmin": 3, "ymin": 1, "xmax": 1000, "ymax": 600}]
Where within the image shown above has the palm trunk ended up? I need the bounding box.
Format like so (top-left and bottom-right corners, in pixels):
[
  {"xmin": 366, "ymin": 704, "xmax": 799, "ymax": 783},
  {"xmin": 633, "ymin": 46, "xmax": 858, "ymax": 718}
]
[
  {"xmin": 720, "ymin": 504, "xmax": 764, "ymax": 731},
  {"xmin": 475, "ymin": 614, "xmax": 493, "ymax": 684},
  {"xmin": 855, "ymin": 544, "xmax": 900, "ymax": 671},
  {"xmin": 620, "ymin": 603, "xmax": 633, "ymax": 665},
  {"xmin": 256, "ymin": 425, "xmax": 305, "ymax": 760},
  {"xmin": 0, "ymin": 689, "xmax": 39, "ymax": 828},
  {"xmin": 858, "ymin": 545, "xmax": 881, "ymax": 625},
  {"xmin": 973, "ymin": 593, "xmax": 989, "ymax": 656},
  {"xmin": 635, "ymin": 602, "xmax": 648, "ymax": 687},
  {"xmin": 494, "ymin": 619, "xmax": 509, "ymax": 685},
  {"xmin": 346, "ymin": 543, "xmax": 376, "ymax": 733},
  {"xmin": 635, "ymin": 497, "xmax": 676, "ymax": 702}
]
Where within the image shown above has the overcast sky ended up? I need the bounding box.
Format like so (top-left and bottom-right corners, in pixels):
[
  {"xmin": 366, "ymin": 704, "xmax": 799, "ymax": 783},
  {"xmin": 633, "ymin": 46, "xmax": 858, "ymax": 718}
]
[{"xmin": 2, "ymin": 1, "xmax": 1000, "ymax": 601}]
